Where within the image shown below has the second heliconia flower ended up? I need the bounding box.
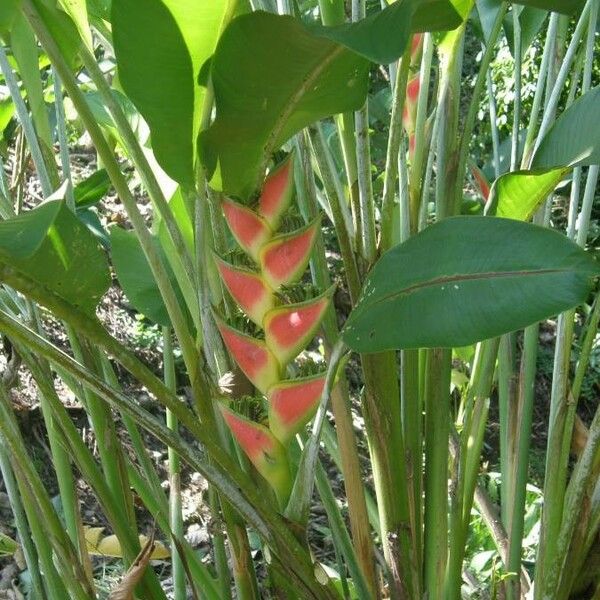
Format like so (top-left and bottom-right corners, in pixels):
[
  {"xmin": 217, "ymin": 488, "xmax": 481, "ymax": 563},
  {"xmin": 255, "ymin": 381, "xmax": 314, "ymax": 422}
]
[{"xmin": 214, "ymin": 153, "xmax": 331, "ymax": 507}]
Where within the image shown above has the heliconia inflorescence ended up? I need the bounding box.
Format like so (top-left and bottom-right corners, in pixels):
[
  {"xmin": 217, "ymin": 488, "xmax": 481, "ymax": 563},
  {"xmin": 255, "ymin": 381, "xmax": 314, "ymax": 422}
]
[
  {"xmin": 402, "ymin": 33, "xmax": 423, "ymax": 160},
  {"xmin": 214, "ymin": 154, "xmax": 331, "ymax": 507}
]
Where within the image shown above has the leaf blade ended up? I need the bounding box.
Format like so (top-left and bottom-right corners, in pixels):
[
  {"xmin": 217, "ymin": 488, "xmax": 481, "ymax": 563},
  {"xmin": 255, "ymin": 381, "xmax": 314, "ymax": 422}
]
[{"xmin": 342, "ymin": 217, "xmax": 598, "ymax": 351}]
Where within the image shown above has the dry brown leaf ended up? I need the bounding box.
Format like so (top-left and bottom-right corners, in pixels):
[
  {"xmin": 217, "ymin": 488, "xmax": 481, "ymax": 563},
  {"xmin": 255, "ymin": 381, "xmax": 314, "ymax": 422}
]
[{"xmin": 108, "ymin": 534, "xmax": 155, "ymax": 600}]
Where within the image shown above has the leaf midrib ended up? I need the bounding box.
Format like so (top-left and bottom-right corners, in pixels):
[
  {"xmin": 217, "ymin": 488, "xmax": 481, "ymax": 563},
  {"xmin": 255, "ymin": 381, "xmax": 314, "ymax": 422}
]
[
  {"xmin": 260, "ymin": 42, "xmax": 346, "ymax": 177},
  {"xmin": 360, "ymin": 267, "xmax": 573, "ymax": 309}
]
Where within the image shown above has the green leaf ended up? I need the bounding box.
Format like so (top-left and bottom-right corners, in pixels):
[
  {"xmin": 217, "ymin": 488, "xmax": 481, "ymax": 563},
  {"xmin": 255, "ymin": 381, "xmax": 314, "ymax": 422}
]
[
  {"xmin": 489, "ymin": 167, "xmax": 568, "ymax": 221},
  {"xmin": 112, "ymin": 0, "xmax": 239, "ymax": 187},
  {"xmin": 57, "ymin": 0, "xmax": 92, "ymax": 49},
  {"xmin": 31, "ymin": 0, "xmax": 82, "ymax": 70},
  {"xmin": 0, "ymin": 94, "xmax": 15, "ymax": 134},
  {"xmin": 309, "ymin": 1, "xmax": 414, "ymax": 64},
  {"xmin": 514, "ymin": 0, "xmax": 584, "ymax": 14},
  {"xmin": 533, "ymin": 86, "xmax": 600, "ymax": 169},
  {"xmin": 504, "ymin": 6, "xmax": 548, "ymax": 55},
  {"xmin": 0, "ymin": 200, "xmax": 110, "ymax": 313},
  {"xmin": 9, "ymin": 13, "xmax": 53, "ymax": 146},
  {"xmin": 0, "ymin": 0, "xmax": 19, "ymax": 35},
  {"xmin": 110, "ymin": 227, "xmax": 171, "ymax": 326},
  {"xmin": 74, "ymin": 169, "xmax": 111, "ymax": 208},
  {"xmin": 412, "ymin": 0, "xmax": 464, "ymax": 31},
  {"xmin": 342, "ymin": 217, "xmax": 598, "ymax": 351},
  {"xmin": 200, "ymin": 12, "xmax": 370, "ymax": 198}
]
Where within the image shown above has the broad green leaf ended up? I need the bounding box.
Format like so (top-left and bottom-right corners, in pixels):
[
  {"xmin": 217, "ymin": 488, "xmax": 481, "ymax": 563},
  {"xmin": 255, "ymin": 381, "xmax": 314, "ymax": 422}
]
[
  {"xmin": 112, "ymin": 0, "xmax": 239, "ymax": 187},
  {"xmin": 31, "ymin": 0, "xmax": 82, "ymax": 70},
  {"xmin": 200, "ymin": 12, "xmax": 370, "ymax": 198},
  {"xmin": 490, "ymin": 167, "xmax": 568, "ymax": 221},
  {"xmin": 0, "ymin": 200, "xmax": 110, "ymax": 313},
  {"xmin": 310, "ymin": 0, "xmax": 461, "ymax": 64},
  {"xmin": 412, "ymin": 0, "xmax": 464, "ymax": 31},
  {"xmin": 342, "ymin": 217, "xmax": 599, "ymax": 351},
  {"xmin": 0, "ymin": 0, "xmax": 19, "ymax": 35},
  {"xmin": 515, "ymin": 0, "xmax": 583, "ymax": 14},
  {"xmin": 74, "ymin": 169, "xmax": 111, "ymax": 208},
  {"xmin": 533, "ymin": 87, "xmax": 600, "ymax": 169},
  {"xmin": 110, "ymin": 227, "xmax": 171, "ymax": 326}
]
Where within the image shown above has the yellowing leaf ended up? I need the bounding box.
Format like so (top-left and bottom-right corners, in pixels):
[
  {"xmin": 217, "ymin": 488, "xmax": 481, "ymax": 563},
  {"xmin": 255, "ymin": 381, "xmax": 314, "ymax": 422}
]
[{"xmin": 83, "ymin": 526, "xmax": 170, "ymax": 559}]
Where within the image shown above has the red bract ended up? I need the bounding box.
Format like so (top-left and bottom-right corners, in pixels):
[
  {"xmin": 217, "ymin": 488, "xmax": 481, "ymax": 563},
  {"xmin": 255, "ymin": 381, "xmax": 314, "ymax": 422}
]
[{"xmin": 215, "ymin": 155, "xmax": 331, "ymax": 506}]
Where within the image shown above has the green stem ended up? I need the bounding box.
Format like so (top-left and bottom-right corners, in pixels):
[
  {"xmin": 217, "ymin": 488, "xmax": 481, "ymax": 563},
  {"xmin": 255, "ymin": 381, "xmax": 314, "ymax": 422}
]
[
  {"xmin": 510, "ymin": 6, "xmax": 522, "ymax": 171},
  {"xmin": 163, "ymin": 327, "xmax": 186, "ymax": 600},
  {"xmin": 352, "ymin": 0, "xmax": 376, "ymax": 264},
  {"xmin": 296, "ymin": 134, "xmax": 377, "ymax": 595},
  {"xmin": 53, "ymin": 70, "xmax": 75, "ymax": 210},
  {"xmin": 520, "ymin": 13, "xmax": 559, "ymax": 167},
  {"xmin": 408, "ymin": 33, "xmax": 434, "ymax": 230},
  {"xmin": 0, "ymin": 44, "xmax": 53, "ymax": 197},
  {"xmin": 446, "ymin": 339, "xmax": 499, "ymax": 599},
  {"xmin": 0, "ymin": 437, "xmax": 47, "ymax": 599},
  {"xmin": 423, "ymin": 348, "xmax": 451, "ymax": 599},
  {"xmin": 0, "ymin": 385, "xmax": 94, "ymax": 600},
  {"xmin": 361, "ymin": 351, "xmax": 414, "ymax": 599},
  {"xmin": 380, "ymin": 46, "xmax": 411, "ymax": 251},
  {"xmin": 454, "ymin": 3, "xmax": 507, "ymax": 205}
]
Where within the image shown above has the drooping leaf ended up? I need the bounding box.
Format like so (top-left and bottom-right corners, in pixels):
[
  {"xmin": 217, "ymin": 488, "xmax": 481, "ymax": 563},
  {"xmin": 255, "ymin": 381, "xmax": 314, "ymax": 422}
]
[
  {"xmin": 112, "ymin": 0, "xmax": 239, "ymax": 187},
  {"xmin": 200, "ymin": 12, "xmax": 370, "ymax": 198},
  {"xmin": 9, "ymin": 14, "xmax": 53, "ymax": 146},
  {"xmin": 533, "ymin": 86, "xmax": 600, "ymax": 169},
  {"xmin": 342, "ymin": 217, "xmax": 599, "ymax": 351},
  {"xmin": 110, "ymin": 227, "xmax": 172, "ymax": 326},
  {"xmin": 74, "ymin": 169, "xmax": 111, "ymax": 208},
  {"xmin": 31, "ymin": 0, "xmax": 82, "ymax": 70},
  {"xmin": 0, "ymin": 200, "xmax": 110, "ymax": 313},
  {"xmin": 489, "ymin": 167, "xmax": 568, "ymax": 221},
  {"xmin": 504, "ymin": 5, "xmax": 548, "ymax": 55}
]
